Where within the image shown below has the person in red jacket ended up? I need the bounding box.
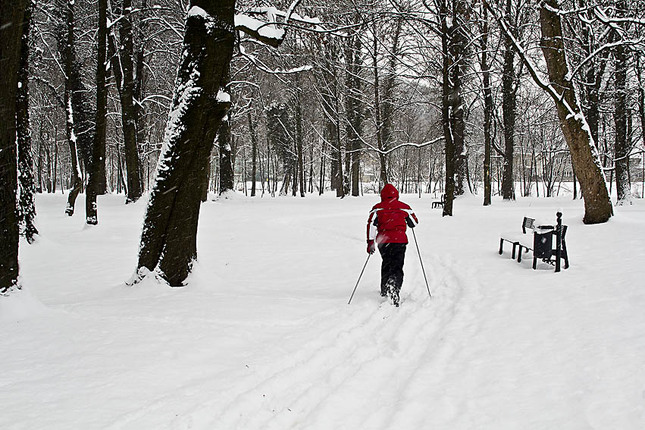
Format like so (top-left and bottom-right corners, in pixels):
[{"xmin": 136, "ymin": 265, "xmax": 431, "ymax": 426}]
[{"xmin": 366, "ymin": 184, "xmax": 418, "ymax": 306}]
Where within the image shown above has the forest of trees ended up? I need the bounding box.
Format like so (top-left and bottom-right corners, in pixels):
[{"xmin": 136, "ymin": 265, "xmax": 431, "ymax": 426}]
[{"xmin": 2, "ymin": 0, "xmax": 645, "ymax": 290}]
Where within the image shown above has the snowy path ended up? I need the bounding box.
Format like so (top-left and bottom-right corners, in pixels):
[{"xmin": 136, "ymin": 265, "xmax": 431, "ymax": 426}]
[{"xmin": 2, "ymin": 194, "xmax": 645, "ymax": 429}]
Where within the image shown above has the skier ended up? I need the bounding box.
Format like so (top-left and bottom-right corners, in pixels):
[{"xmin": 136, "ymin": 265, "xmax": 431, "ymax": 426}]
[{"xmin": 366, "ymin": 184, "xmax": 418, "ymax": 306}]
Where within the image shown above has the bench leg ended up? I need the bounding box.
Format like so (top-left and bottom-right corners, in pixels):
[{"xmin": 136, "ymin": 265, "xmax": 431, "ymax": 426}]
[
  {"xmin": 517, "ymin": 245, "xmax": 522, "ymax": 263},
  {"xmin": 499, "ymin": 238, "xmax": 504, "ymax": 255},
  {"xmin": 532, "ymin": 255, "xmax": 537, "ymax": 270},
  {"xmin": 511, "ymin": 243, "xmax": 517, "ymax": 259}
]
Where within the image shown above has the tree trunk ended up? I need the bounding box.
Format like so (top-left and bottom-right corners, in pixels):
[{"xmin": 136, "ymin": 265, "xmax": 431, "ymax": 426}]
[
  {"xmin": 295, "ymin": 84, "xmax": 305, "ymax": 197},
  {"xmin": 218, "ymin": 116, "xmax": 235, "ymax": 194},
  {"xmin": 380, "ymin": 18, "xmax": 403, "ymax": 188},
  {"xmin": 135, "ymin": 0, "xmax": 235, "ymax": 286},
  {"xmin": 0, "ymin": 0, "xmax": 27, "ymax": 293},
  {"xmin": 346, "ymin": 33, "xmax": 363, "ymax": 197},
  {"xmin": 60, "ymin": 0, "xmax": 83, "ymax": 217},
  {"xmin": 452, "ymin": 1, "xmax": 468, "ymax": 197},
  {"xmin": 134, "ymin": 0, "xmax": 148, "ymax": 191},
  {"xmin": 115, "ymin": 0, "xmax": 143, "ymax": 203},
  {"xmin": 17, "ymin": 1, "xmax": 38, "ymax": 243},
  {"xmin": 480, "ymin": 5, "xmax": 493, "ymax": 206},
  {"xmin": 501, "ymin": 0, "xmax": 516, "ymax": 200},
  {"xmin": 248, "ymin": 111, "xmax": 257, "ymax": 197},
  {"xmin": 540, "ymin": 0, "xmax": 612, "ymax": 224},
  {"xmin": 86, "ymin": 0, "xmax": 108, "ymax": 224},
  {"xmin": 440, "ymin": 0, "xmax": 469, "ymax": 213},
  {"xmin": 614, "ymin": 1, "xmax": 631, "ymax": 204},
  {"xmin": 218, "ymin": 64, "xmax": 234, "ymax": 194},
  {"xmin": 441, "ymin": 0, "xmax": 456, "ymax": 216},
  {"xmin": 371, "ymin": 28, "xmax": 388, "ymax": 186},
  {"xmin": 578, "ymin": 0, "xmax": 609, "ymax": 146}
]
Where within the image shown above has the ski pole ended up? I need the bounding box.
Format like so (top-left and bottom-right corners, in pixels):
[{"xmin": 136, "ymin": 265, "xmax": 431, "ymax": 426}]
[
  {"xmin": 411, "ymin": 228, "xmax": 432, "ymax": 298},
  {"xmin": 347, "ymin": 253, "xmax": 371, "ymax": 305}
]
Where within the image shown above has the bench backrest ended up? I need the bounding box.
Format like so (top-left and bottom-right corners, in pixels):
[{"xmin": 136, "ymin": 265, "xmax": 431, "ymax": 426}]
[{"xmin": 522, "ymin": 217, "xmax": 535, "ymax": 234}]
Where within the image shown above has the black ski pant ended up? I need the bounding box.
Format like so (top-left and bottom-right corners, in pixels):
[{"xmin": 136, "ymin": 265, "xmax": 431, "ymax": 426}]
[{"xmin": 378, "ymin": 243, "xmax": 406, "ymax": 296}]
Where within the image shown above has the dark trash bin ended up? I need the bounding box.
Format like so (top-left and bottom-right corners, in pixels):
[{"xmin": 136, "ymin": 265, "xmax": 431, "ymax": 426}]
[{"xmin": 533, "ymin": 225, "xmax": 554, "ymax": 259}]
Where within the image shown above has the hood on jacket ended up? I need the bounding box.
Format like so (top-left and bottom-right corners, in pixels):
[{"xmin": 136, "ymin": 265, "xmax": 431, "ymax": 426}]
[{"xmin": 380, "ymin": 183, "xmax": 399, "ymax": 201}]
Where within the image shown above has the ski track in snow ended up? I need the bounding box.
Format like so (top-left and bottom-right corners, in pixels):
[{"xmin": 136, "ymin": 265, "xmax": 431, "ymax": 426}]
[{"xmin": 103, "ymin": 253, "xmax": 484, "ymax": 430}]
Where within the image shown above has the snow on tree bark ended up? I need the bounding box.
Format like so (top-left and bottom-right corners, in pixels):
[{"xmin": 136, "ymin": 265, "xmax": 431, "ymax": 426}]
[
  {"xmin": 0, "ymin": 0, "xmax": 28, "ymax": 293},
  {"xmin": 441, "ymin": 0, "xmax": 469, "ymax": 214},
  {"xmin": 17, "ymin": 1, "xmax": 38, "ymax": 243},
  {"xmin": 613, "ymin": 0, "xmax": 632, "ymax": 205},
  {"xmin": 539, "ymin": 0, "xmax": 612, "ymax": 224},
  {"xmin": 115, "ymin": 0, "xmax": 143, "ymax": 204},
  {"xmin": 57, "ymin": 0, "xmax": 84, "ymax": 217},
  {"xmin": 135, "ymin": 1, "xmax": 235, "ymax": 287},
  {"xmin": 217, "ymin": 65, "xmax": 234, "ymax": 196},
  {"xmin": 218, "ymin": 114, "xmax": 235, "ymax": 194},
  {"xmin": 86, "ymin": 0, "xmax": 109, "ymax": 225}
]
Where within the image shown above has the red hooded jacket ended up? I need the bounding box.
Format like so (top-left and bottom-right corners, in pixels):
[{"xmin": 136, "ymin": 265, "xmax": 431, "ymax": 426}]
[{"xmin": 367, "ymin": 184, "xmax": 418, "ymax": 244}]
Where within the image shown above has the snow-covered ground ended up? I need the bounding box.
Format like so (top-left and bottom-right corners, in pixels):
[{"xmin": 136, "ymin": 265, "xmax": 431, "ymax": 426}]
[{"xmin": 2, "ymin": 192, "xmax": 644, "ymax": 429}]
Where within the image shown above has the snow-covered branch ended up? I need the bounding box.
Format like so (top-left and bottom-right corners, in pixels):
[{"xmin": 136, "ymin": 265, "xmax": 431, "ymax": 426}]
[{"xmin": 235, "ymin": 12, "xmax": 285, "ymax": 48}]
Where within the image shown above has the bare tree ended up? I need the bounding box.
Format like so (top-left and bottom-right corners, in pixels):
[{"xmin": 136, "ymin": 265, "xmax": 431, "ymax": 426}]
[
  {"xmin": 485, "ymin": 0, "xmax": 613, "ymax": 224},
  {"xmin": 613, "ymin": 0, "xmax": 632, "ymax": 204},
  {"xmin": 1, "ymin": 0, "xmax": 28, "ymax": 293},
  {"xmin": 134, "ymin": 0, "xmax": 289, "ymax": 286},
  {"xmin": 538, "ymin": 0, "xmax": 612, "ymax": 223},
  {"xmin": 439, "ymin": 0, "xmax": 470, "ymax": 216},
  {"xmin": 17, "ymin": 0, "xmax": 38, "ymax": 242},
  {"xmin": 500, "ymin": 0, "xmax": 523, "ymax": 201},
  {"xmin": 86, "ymin": 0, "xmax": 109, "ymax": 225},
  {"xmin": 57, "ymin": 0, "xmax": 84, "ymax": 216},
  {"xmin": 110, "ymin": 0, "xmax": 143, "ymax": 203}
]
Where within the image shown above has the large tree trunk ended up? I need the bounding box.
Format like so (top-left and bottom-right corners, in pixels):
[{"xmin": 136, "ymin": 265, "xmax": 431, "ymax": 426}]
[
  {"xmin": 501, "ymin": 0, "xmax": 516, "ymax": 200},
  {"xmin": 452, "ymin": 1, "xmax": 468, "ymax": 197},
  {"xmin": 370, "ymin": 27, "xmax": 388, "ymax": 186},
  {"xmin": 321, "ymin": 45, "xmax": 344, "ymax": 197},
  {"xmin": 480, "ymin": 5, "xmax": 493, "ymax": 206},
  {"xmin": 0, "ymin": 0, "xmax": 27, "ymax": 293},
  {"xmin": 86, "ymin": 0, "xmax": 108, "ymax": 225},
  {"xmin": 441, "ymin": 0, "xmax": 469, "ymax": 213},
  {"xmin": 614, "ymin": 1, "xmax": 631, "ymax": 204},
  {"xmin": 134, "ymin": 0, "xmax": 148, "ymax": 185},
  {"xmin": 345, "ymin": 33, "xmax": 363, "ymax": 197},
  {"xmin": 59, "ymin": 0, "xmax": 83, "ymax": 217},
  {"xmin": 380, "ymin": 18, "xmax": 403, "ymax": 187},
  {"xmin": 540, "ymin": 0, "xmax": 612, "ymax": 224},
  {"xmin": 218, "ymin": 65, "xmax": 234, "ymax": 194},
  {"xmin": 218, "ymin": 116, "xmax": 235, "ymax": 194},
  {"xmin": 115, "ymin": 0, "xmax": 143, "ymax": 203},
  {"xmin": 135, "ymin": 0, "xmax": 235, "ymax": 286},
  {"xmin": 17, "ymin": 1, "xmax": 38, "ymax": 243},
  {"xmin": 441, "ymin": 0, "xmax": 456, "ymax": 216}
]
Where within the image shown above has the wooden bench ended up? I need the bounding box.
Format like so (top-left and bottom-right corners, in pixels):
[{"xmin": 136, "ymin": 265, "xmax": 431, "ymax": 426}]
[
  {"xmin": 500, "ymin": 212, "xmax": 570, "ymax": 272},
  {"xmin": 432, "ymin": 194, "xmax": 446, "ymax": 209}
]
